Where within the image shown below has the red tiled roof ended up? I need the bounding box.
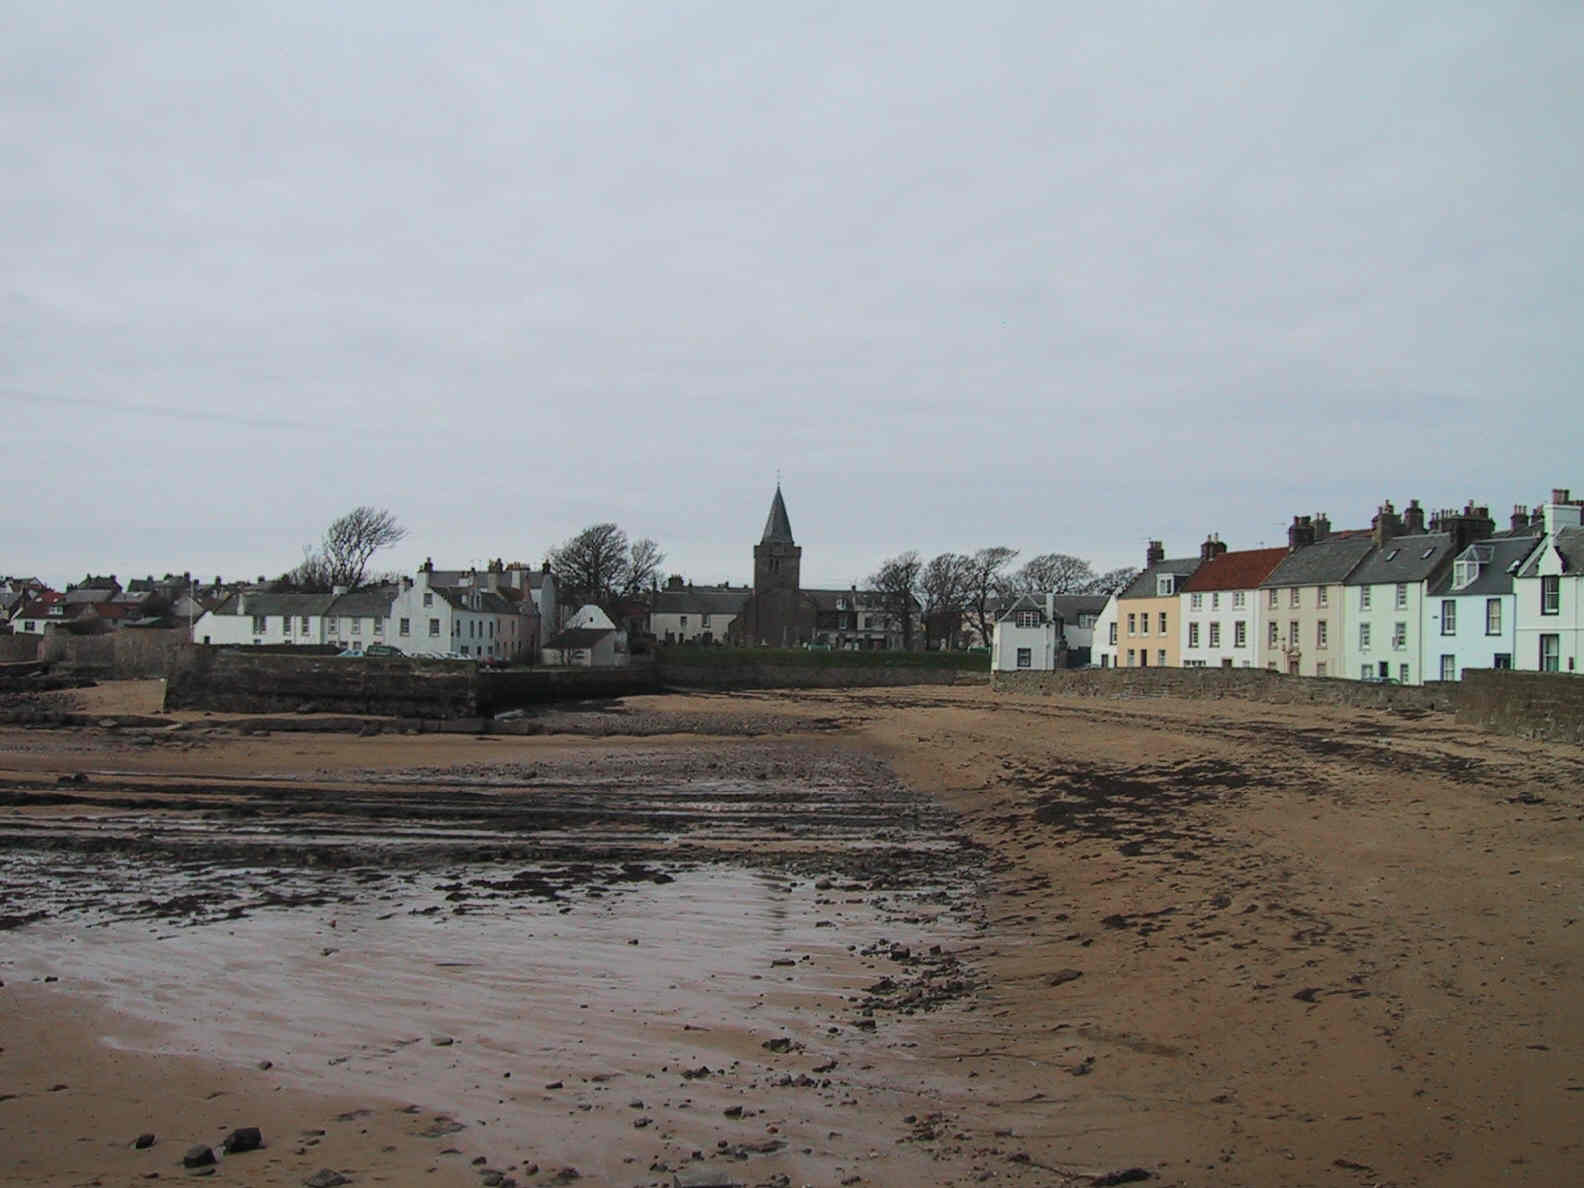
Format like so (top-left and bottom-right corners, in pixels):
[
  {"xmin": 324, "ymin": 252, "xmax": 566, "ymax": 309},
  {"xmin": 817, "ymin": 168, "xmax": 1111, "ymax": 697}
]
[{"xmin": 1181, "ymin": 547, "xmax": 1289, "ymax": 592}]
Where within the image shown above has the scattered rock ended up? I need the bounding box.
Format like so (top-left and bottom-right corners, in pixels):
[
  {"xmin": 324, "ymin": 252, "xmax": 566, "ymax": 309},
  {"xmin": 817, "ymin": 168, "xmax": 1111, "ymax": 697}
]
[
  {"xmin": 221, "ymin": 1126, "xmax": 262, "ymax": 1154},
  {"xmin": 182, "ymin": 1145, "xmax": 216, "ymax": 1168},
  {"xmin": 1091, "ymin": 1169, "xmax": 1151, "ymax": 1185},
  {"xmin": 761, "ymin": 1037, "xmax": 795, "ymax": 1054},
  {"xmin": 673, "ymin": 1169, "xmax": 745, "ymax": 1187},
  {"xmin": 431, "ymin": 1035, "xmax": 455, "ymax": 1046},
  {"xmin": 1046, "ymin": 969, "xmax": 1083, "ymax": 987},
  {"xmin": 723, "ymin": 1105, "xmax": 743, "ymax": 1119},
  {"xmin": 134, "ymin": 1133, "xmax": 157, "ymax": 1149},
  {"xmin": 303, "ymin": 1171, "xmax": 350, "ymax": 1188}
]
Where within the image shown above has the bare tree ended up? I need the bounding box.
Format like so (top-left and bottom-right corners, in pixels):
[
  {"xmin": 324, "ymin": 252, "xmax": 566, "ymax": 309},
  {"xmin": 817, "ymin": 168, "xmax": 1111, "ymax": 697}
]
[
  {"xmin": 1010, "ymin": 553, "xmax": 1096, "ymax": 596},
  {"xmin": 866, "ymin": 551, "xmax": 922, "ymax": 650},
  {"xmin": 274, "ymin": 545, "xmax": 334, "ymax": 593},
  {"xmin": 919, "ymin": 552, "xmax": 972, "ymax": 649},
  {"xmin": 549, "ymin": 523, "xmax": 632, "ymax": 611},
  {"xmin": 965, "ymin": 546, "xmax": 1018, "ymax": 648},
  {"xmin": 1086, "ymin": 566, "xmax": 1140, "ymax": 595},
  {"xmin": 625, "ymin": 537, "xmax": 666, "ymax": 596},
  {"xmin": 322, "ymin": 507, "xmax": 408, "ymax": 589}
]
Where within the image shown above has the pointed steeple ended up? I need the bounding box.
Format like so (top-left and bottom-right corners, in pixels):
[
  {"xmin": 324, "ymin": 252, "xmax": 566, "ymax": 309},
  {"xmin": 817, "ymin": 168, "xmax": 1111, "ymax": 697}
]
[{"xmin": 761, "ymin": 485, "xmax": 794, "ymax": 545}]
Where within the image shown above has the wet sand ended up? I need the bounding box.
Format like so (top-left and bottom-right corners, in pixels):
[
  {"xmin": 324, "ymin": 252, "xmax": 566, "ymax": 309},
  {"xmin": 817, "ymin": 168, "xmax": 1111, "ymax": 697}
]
[{"xmin": 2, "ymin": 682, "xmax": 1581, "ymax": 1186}]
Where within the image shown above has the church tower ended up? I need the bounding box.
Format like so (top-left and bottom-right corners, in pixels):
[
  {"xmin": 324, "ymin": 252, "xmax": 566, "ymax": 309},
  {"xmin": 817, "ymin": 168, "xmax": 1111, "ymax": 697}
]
[
  {"xmin": 740, "ymin": 484, "xmax": 814, "ymax": 646},
  {"xmin": 753, "ymin": 485, "xmax": 801, "ymax": 596}
]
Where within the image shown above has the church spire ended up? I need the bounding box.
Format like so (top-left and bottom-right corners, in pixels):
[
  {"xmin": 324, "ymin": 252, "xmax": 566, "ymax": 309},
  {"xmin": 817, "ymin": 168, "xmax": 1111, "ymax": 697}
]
[{"xmin": 761, "ymin": 485, "xmax": 794, "ymax": 545}]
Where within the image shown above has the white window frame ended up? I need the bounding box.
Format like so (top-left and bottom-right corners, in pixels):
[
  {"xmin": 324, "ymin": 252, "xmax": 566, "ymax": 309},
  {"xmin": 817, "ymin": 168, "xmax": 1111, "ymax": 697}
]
[
  {"xmin": 1485, "ymin": 599, "xmax": 1500, "ymax": 636},
  {"xmin": 1440, "ymin": 600, "xmax": 1455, "ymax": 635},
  {"xmin": 1016, "ymin": 647, "xmax": 1032, "ymax": 669}
]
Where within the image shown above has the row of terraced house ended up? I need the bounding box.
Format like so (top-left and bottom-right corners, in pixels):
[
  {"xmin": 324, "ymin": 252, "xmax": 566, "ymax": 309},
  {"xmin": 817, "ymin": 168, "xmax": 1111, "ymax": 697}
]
[{"xmin": 1062, "ymin": 489, "xmax": 1583, "ymax": 685}]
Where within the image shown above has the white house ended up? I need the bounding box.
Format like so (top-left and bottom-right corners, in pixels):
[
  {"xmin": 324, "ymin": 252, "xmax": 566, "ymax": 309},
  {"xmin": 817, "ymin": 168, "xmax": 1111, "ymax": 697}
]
[
  {"xmin": 191, "ymin": 591, "xmax": 339, "ymax": 647},
  {"xmin": 990, "ymin": 594, "xmax": 1061, "ymax": 671},
  {"xmin": 1178, "ymin": 541, "xmax": 1286, "ymax": 670},
  {"xmin": 543, "ymin": 604, "xmax": 629, "ymax": 667},
  {"xmin": 386, "ymin": 570, "xmax": 537, "ymax": 661},
  {"xmin": 651, "ymin": 577, "xmax": 743, "ymax": 644},
  {"xmin": 1421, "ymin": 535, "xmax": 1539, "ymax": 680},
  {"xmin": 1343, "ymin": 533, "xmax": 1460, "ymax": 685},
  {"xmin": 1090, "ymin": 594, "xmax": 1120, "ymax": 668},
  {"xmin": 1513, "ymin": 491, "xmax": 1584, "ymax": 674},
  {"xmin": 1047, "ymin": 594, "xmax": 1110, "ymax": 663}
]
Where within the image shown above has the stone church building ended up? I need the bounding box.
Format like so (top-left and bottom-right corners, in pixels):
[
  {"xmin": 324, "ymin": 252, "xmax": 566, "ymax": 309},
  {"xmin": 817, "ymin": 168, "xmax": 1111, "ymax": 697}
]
[{"xmin": 734, "ymin": 486, "xmax": 821, "ymax": 647}]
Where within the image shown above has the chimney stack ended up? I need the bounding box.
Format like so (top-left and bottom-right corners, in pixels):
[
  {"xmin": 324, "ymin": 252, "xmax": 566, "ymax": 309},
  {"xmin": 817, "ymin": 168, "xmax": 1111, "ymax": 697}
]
[
  {"xmin": 1145, "ymin": 540, "xmax": 1165, "ymax": 568},
  {"xmin": 1199, "ymin": 534, "xmax": 1227, "ymax": 562},
  {"xmin": 1287, "ymin": 515, "xmax": 1315, "ymax": 552},
  {"xmin": 1312, "ymin": 513, "xmax": 1331, "ymax": 542},
  {"xmin": 1512, "ymin": 505, "xmax": 1530, "ymax": 532},
  {"xmin": 1402, "ymin": 499, "xmax": 1426, "ymax": 534},
  {"xmin": 1371, "ymin": 500, "xmax": 1404, "ymax": 547},
  {"xmin": 1429, "ymin": 501, "xmax": 1497, "ymax": 553}
]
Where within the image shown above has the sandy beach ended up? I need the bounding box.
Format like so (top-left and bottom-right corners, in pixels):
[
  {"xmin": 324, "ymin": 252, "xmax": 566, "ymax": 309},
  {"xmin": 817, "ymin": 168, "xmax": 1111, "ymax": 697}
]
[{"xmin": 2, "ymin": 681, "xmax": 1579, "ymax": 1187}]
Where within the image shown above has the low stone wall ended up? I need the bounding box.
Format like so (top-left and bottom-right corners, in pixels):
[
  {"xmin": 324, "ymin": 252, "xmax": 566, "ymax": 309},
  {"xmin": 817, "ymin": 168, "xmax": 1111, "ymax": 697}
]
[
  {"xmin": 992, "ymin": 666, "xmax": 1455, "ymax": 712},
  {"xmin": 656, "ymin": 661, "xmax": 981, "ymax": 691},
  {"xmin": 0, "ymin": 633, "xmax": 43, "ymax": 663},
  {"xmin": 165, "ymin": 647, "xmax": 477, "ymax": 717},
  {"xmin": 1455, "ymin": 669, "xmax": 1584, "ymax": 746},
  {"xmin": 36, "ymin": 629, "xmax": 191, "ymax": 678}
]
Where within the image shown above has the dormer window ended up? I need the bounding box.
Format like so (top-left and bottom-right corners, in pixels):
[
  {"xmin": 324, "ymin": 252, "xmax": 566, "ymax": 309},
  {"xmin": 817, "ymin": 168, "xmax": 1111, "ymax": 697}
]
[
  {"xmin": 1453, "ymin": 558, "xmax": 1479, "ymax": 589},
  {"xmin": 1156, "ymin": 574, "xmax": 1175, "ymax": 597},
  {"xmin": 1015, "ymin": 610, "xmax": 1039, "ymax": 628}
]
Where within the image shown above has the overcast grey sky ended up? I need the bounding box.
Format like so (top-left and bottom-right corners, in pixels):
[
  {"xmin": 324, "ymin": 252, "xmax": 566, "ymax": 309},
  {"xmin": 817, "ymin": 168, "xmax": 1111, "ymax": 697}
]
[{"xmin": 5, "ymin": 2, "xmax": 1580, "ymax": 589}]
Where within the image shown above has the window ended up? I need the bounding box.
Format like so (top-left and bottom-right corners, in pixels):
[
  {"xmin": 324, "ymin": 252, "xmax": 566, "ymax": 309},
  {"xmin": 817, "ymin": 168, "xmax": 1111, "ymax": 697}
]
[
  {"xmin": 1317, "ymin": 587, "xmax": 1327, "ymax": 607},
  {"xmin": 1453, "ymin": 558, "xmax": 1478, "ymax": 588},
  {"xmin": 1288, "ymin": 620, "xmax": 1298, "ymax": 648},
  {"xmin": 1158, "ymin": 612, "xmax": 1167, "ymax": 634},
  {"xmin": 680, "ymin": 615, "xmax": 689, "ymax": 630},
  {"xmin": 1188, "ymin": 622, "xmax": 1200, "ymax": 647},
  {"xmin": 351, "ymin": 618, "xmax": 361, "ymax": 634},
  {"xmin": 1395, "ymin": 583, "xmax": 1408, "ymax": 609},
  {"xmin": 423, "ymin": 592, "xmax": 433, "ymax": 608},
  {"xmin": 1315, "ymin": 661, "xmax": 1326, "ymax": 677},
  {"xmin": 1207, "ymin": 622, "xmax": 1220, "ymax": 647},
  {"xmin": 252, "ymin": 615, "xmax": 267, "ymax": 633},
  {"xmin": 702, "ymin": 614, "xmax": 711, "ymax": 627},
  {"xmin": 1540, "ymin": 634, "xmax": 1560, "ymax": 672},
  {"xmin": 1440, "ymin": 654, "xmax": 1456, "ymax": 681},
  {"xmin": 1361, "ymin": 664, "xmax": 1372, "ymax": 680},
  {"xmin": 1268, "ymin": 589, "xmax": 1279, "ymax": 609},
  {"xmin": 1016, "ymin": 647, "xmax": 1032, "ymax": 669},
  {"xmin": 1289, "ymin": 587, "xmax": 1300, "ymax": 608},
  {"xmin": 374, "ymin": 619, "xmax": 384, "ymax": 635},
  {"xmin": 1156, "ymin": 575, "xmax": 1175, "ymax": 596},
  {"xmin": 1440, "ymin": 600, "xmax": 1456, "ymax": 635},
  {"xmin": 1541, "ymin": 575, "xmax": 1560, "ymax": 614},
  {"xmin": 1127, "ymin": 613, "xmax": 1137, "ymax": 635},
  {"xmin": 461, "ymin": 645, "xmax": 469, "ymax": 657},
  {"xmin": 1190, "ymin": 593, "xmax": 1203, "ymax": 610},
  {"xmin": 1232, "ymin": 591, "xmax": 1245, "ymax": 609},
  {"xmin": 1399, "ymin": 663, "xmax": 1410, "ymax": 683},
  {"xmin": 282, "ymin": 616, "xmax": 292, "ymax": 634},
  {"xmin": 1485, "ymin": 599, "xmax": 1501, "ymax": 635},
  {"xmin": 1157, "ymin": 649, "xmax": 1166, "ymax": 666},
  {"xmin": 1360, "ymin": 586, "xmax": 1372, "ymax": 610},
  {"xmin": 1108, "ymin": 622, "xmax": 1117, "ymax": 645},
  {"xmin": 1392, "ymin": 621, "xmax": 1407, "ymax": 650},
  {"xmin": 1268, "ymin": 621, "xmax": 1279, "ymax": 647},
  {"xmin": 1234, "ymin": 620, "xmax": 1246, "ymax": 648},
  {"xmin": 1493, "ymin": 653, "xmax": 1512, "ymax": 669},
  {"xmin": 400, "ymin": 618, "xmax": 410, "ymax": 636},
  {"xmin": 1209, "ymin": 592, "xmax": 1219, "ymax": 610},
  {"xmin": 301, "ymin": 616, "xmax": 310, "ymax": 632},
  {"xmin": 429, "ymin": 618, "xmax": 440, "ymax": 636},
  {"xmin": 1316, "ymin": 620, "xmax": 1328, "ymax": 648},
  {"xmin": 1016, "ymin": 610, "xmax": 1039, "ymax": 628},
  {"xmin": 1126, "ymin": 648, "xmax": 1135, "ymax": 666},
  {"xmin": 1359, "ymin": 622, "xmax": 1371, "ymax": 649}
]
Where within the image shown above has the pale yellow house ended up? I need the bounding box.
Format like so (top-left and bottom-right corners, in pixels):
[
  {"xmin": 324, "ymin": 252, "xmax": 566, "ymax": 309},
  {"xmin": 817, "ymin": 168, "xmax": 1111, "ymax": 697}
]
[{"xmin": 1116, "ymin": 541, "xmax": 1200, "ymax": 668}]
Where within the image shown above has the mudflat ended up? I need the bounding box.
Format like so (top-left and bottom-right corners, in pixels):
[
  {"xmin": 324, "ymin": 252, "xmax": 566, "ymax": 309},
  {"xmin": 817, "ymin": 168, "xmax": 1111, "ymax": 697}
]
[{"xmin": 1, "ymin": 682, "xmax": 1578, "ymax": 1187}]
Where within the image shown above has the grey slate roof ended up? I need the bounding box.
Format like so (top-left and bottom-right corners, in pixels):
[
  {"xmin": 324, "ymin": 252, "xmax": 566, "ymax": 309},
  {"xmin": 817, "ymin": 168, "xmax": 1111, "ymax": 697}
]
[
  {"xmin": 1048, "ymin": 594, "xmax": 1111, "ymax": 622},
  {"xmin": 1518, "ymin": 526, "xmax": 1584, "ymax": 578},
  {"xmin": 64, "ymin": 587, "xmax": 116, "ymax": 605},
  {"xmin": 220, "ymin": 592, "xmax": 338, "ymax": 616},
  {"xmin": 996, "ymin": 594, "xmax": 1046, "ymax": 622},
  {"xmin": 1345, "ymin": 533, "xmax": 1458, "ymax": 586},
  {"xmin": 1429, "ymin": 537, "xmax": 1541, "ymax": 596},
  {"xmin": 761, "ymin": 487, "xmax": 794, "ymax": 544},
  {"xmin": 432, "ymin": 587, "xmax": 518, "ymax": 614},
  {"xmin": 804, "ymin": 588, "xmax": 920, "ymax": 612},
  {"xmin": 1118, "ymin": 558, "xmax": 1200, "ymax": 600},
  {"xmin": 327, "ymin": 586, "xmax": 400, "ymax": 618},
  {"xmin": 1259, "ymin": 533, "xmax": 1376, "ymax": 588},
  {"xmin": 652, "ymin": 586, "xmax": 747, "ymax": 616}
]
